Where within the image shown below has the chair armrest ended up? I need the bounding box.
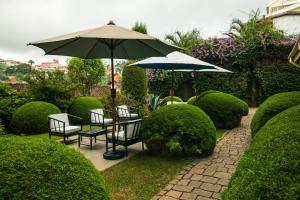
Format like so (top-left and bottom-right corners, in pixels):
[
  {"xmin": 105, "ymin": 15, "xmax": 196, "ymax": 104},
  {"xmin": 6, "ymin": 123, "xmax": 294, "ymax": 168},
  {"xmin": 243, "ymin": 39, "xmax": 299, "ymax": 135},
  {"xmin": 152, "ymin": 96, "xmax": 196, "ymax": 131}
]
[{"xmin": 67, "ymin": 114, "xmax": 83, "ymax": 128}]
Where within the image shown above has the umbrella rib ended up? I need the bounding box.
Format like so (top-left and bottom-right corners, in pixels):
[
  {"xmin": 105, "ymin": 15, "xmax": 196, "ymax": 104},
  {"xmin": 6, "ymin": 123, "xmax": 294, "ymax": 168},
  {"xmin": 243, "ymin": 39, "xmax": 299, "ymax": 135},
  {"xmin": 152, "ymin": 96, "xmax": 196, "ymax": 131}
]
[
  {"xmin": 45, "ymin": 37, "xmax": 80, "ymax": 55},
  {"xmin": 137, "ymin": 39, "xmax": 166, "ymax": 56},
  {"xmin": 85, "ymin": 39, "xmax": 100, "ymax": 59}
]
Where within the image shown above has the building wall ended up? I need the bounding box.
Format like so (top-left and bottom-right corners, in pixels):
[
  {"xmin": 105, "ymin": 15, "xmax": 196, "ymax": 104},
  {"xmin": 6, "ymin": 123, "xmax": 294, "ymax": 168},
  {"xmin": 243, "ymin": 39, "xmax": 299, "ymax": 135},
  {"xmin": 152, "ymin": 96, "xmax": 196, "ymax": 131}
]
[{"xmin": 273, "ymin": 15, "xmax": 300, "ymax": 35}]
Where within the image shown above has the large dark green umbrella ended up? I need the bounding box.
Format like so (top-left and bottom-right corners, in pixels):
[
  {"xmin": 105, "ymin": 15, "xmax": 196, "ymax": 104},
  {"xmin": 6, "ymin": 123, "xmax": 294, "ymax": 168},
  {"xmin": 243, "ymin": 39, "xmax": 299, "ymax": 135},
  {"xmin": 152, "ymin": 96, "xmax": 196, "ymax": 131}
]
[{"xmin": 29, "ymin": 21, "xmax": 180, "ymax": 160}]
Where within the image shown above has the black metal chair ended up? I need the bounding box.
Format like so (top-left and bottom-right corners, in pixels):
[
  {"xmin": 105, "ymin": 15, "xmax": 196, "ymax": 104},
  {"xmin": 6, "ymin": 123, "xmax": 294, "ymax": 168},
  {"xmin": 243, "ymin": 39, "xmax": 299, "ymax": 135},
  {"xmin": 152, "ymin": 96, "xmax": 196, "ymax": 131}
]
[
  {"xmin": 105, "ymin": 119, "xmax": 144, "ymax": 156},
  {"xmin": 116, "ymin": 105, "xmax": 139, "ymax": 122},
  {"xmin": 89, "ymin": 108, "xmax": 113, "ymax": 128},
  {"xmin": 48, "ymin": 113, "xmax": 83, "ymax": 144}
]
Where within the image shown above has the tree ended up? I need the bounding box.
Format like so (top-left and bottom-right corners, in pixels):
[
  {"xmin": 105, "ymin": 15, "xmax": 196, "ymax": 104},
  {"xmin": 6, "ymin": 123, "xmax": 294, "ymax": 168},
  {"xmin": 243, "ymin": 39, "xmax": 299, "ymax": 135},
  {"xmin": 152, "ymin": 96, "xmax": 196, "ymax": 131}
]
[
  {"xmin": 165, "ymin": 29, "xmax": 204, "ymax": 53},
  {"xmin": 132, "ymin": 21, "xmax": 147, "ymax": 34},
  {"xmin": 67, "ymin": 58, "xmax": 106, "ymax": 95},
  {"xmin": 28, "ymin": 60, "xmax": 34, "ymax": 66}
]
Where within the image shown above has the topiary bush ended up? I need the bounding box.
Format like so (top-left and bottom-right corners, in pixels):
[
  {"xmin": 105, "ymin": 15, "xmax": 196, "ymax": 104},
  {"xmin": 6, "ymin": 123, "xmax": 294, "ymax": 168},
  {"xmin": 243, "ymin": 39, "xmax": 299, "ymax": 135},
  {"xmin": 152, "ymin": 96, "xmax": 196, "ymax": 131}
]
[
  {"xmin": 141, "ymin": 104, "xmax": 216, "ymax": 157},
  {"xmin": 69, "ymin": 96, "xmax": 103, "ymax": 124},
  {"xmin": 194, "ymin": 91, "xmax": 248, "ymax": 129},
  {"xmin": 223, "ymin": 105, "xmax": 300, "ymax": 200},
  {"xmin": 161, "ymin": 96, "xmax": 183, "ymax": 105},
  {"xmin": 251, "ymin": 91, "xmax": 300, "ymax": 135},
  {"xmin": 122, "ymin": 62, "xmax": 147, "ymax": 103},
  {"xmin": 0, "ymin": 136, "xmax": 109, "ymax": 199},
  {"xmin": 187, "ymin": 96, "xmax": 197, "ymax": 104},
  {"xmin": 11, "ymin": 101, "xmax": 60, "ymax": 134}
]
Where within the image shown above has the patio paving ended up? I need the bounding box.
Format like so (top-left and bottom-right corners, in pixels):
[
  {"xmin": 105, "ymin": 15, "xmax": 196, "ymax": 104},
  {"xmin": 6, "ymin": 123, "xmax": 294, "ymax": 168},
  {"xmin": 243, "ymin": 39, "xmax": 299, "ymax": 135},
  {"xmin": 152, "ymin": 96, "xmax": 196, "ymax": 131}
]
[
  {"xmin": 152, "ymin": 108, "xmax": 256, "ymax": 200},
  {"xmin": 62, "ymin": 135, "xmax": 143, "ymax": 171}
]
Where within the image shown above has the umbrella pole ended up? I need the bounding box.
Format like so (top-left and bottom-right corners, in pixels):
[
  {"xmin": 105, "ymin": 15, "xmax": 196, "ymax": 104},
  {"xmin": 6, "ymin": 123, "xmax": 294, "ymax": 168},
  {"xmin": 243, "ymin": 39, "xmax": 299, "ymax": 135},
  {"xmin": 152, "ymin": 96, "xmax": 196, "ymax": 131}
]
[{"xmin": 103, "ymin": 45, "xmax": 125, "ymax": 160}]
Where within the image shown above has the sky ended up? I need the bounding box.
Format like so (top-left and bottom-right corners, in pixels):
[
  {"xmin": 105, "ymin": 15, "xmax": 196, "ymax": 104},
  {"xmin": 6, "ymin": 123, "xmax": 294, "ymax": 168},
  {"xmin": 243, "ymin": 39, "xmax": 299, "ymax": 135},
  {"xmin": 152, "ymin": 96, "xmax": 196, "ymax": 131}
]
[{"xmin": 0, "ymin": 0, "xmax": 270, "ymax": 65}]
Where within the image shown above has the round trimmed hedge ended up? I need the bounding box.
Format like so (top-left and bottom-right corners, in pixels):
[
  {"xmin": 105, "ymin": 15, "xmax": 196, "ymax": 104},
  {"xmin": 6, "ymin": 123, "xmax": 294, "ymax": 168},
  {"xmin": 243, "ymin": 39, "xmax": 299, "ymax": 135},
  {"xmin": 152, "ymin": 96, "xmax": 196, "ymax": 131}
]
[
  {"xmin": 141, "ymin": 104, "xmax": 216, "ymax": 157},
  {"xmin": 161, "ymin": 96, "xmax": 183, "ymax": 105},
  {"xmin": 11, "ymin": 101, "xmax": 60, "ymax": 134},
  {"xmin": 194, "ymin": 91, "xmax": 249, "ymax": 129},
  {"xmin": 251, "ymin": 91, "xmax": 300, "ymax": 135},
  {"xmin": 0, "ymin": 137, "xmax": 109, "ymax": 199},
  {"xmin": 187, "ymin": 96, "xmax": 197, "ymax": 104},
  {"xmin": 223, "ymin": 105, "xmax": 300, "ymax": 200},
  {"xmin": 69, "ymin": 96, "xmax": 103, "ymax": 124}
]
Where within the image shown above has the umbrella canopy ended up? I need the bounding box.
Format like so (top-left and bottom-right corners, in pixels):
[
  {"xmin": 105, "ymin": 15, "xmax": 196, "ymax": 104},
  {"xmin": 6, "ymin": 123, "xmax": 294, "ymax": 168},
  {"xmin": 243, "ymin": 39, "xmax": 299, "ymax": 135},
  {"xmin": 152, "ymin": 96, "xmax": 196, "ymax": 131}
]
[
  {"xmin": 29, "ymin": 21, "xmax": 179, "ymax": 59},
  {"xmin": 29, "ymin": 21, "xmax": 179, "ymax": 160},
  {"xmin": 129, "ymin": 51, "xmax": 231, "ymax": 72}
]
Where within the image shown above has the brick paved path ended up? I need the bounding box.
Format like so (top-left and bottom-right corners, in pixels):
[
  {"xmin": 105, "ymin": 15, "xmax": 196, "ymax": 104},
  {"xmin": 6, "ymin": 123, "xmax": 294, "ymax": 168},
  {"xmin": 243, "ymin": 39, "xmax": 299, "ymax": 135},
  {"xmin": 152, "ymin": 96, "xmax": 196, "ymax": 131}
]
[{"xmin": 152, "ymin": 108, "xmax": 255, "ymax": 200}]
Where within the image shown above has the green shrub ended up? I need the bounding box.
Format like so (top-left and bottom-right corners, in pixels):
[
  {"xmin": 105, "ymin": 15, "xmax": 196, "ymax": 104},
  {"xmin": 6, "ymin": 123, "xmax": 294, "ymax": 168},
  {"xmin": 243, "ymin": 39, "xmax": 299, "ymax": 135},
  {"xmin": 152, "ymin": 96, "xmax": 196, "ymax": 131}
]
[
  {"xmin": 223, "ymin": 105, "xmax": 300, "ymax": 200},
  {"xmin": 194, "ymin": 91, "xmax": 248, "ymax": 129},
  {"xmin": 11, "ymin": 101, "xmax": 60, "ymax": 134},
  {"xmin": 0, "ymin": 120, "xmax": 4, "ymax": 135},
  {"xmin": 251, "ymin": 91, "xmax": 300, "ymax": 135},
  {"xmin": 141, "ymin": 104, "xmax": 216, "ymax": 157},
  {"xmin": 69, "ymin": 96, "xmax": 103, "ymax": 124},
  {"xmin": 187, "ymin": 96, "xmax": 197, "ymax": 104},
  {"xmin": 122, "ymin": 63, "xmax": 147, "ymax": 103},
  {"xmin": 161, "ymin": 96, "xmax": 183, "ymax": 105},
  {"xmin": 0, "ymin": 136, "xmax": 108, "ymax": 199}
]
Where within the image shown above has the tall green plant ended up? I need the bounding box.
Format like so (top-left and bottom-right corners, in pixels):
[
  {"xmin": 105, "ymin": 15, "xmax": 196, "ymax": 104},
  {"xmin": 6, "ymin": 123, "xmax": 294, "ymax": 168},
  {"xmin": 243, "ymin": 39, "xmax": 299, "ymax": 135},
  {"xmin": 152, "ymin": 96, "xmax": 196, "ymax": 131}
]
[{"xmin": 132, "ymin": 21, "xmax": 147, "ymax": 34}]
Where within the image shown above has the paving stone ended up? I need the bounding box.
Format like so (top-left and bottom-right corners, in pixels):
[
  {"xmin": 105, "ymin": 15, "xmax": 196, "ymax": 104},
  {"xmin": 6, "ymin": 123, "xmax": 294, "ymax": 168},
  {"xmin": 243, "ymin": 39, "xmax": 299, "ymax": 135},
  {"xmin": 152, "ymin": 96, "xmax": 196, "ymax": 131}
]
[
  {"xmin": 178, "ymin": 179, "xmax": 190, "ymax": 186},
  {"xmin": 213, "ymin": 172, "xmax": 230, "ymax": 179},
  {"xmin": 159, "ymin": 190, "xmax": 167, "ymax": 195},
  {"xmin": 191, "ymin": 174, "xmax": 203, "ymax": 181},
  {"xmin": 165, "ymin": 184, "xmax": 174, "ymax": 190},
  {"xmin": 203, "ymin": 167, "xmax": 216, "ymax": 176},
  {"xmin": 193, "ymin": 189, "xmax": 212, "ymax": 197},
  {"xmin": 200, "ymin": 182, "xmax": 222, "ymax": 192},
  {"xmin": 196, "ymin": 196, "xmax": 211, "ymax": 200},
  {"xmin": 202, "ymin": 176, "xmax": 218, "ymax": 184},
  {"xmin": 173, "ymin": 185, "xmax": 194, "ymax": 192},
  {"xmin": 217, "ymin": 179, "xmax": 230, "ymax": 186},
  {"xmin": 188, "ymin": 180, "xmax": 202, "ymax": 188},
  {"xmin": 212, "ymin": 192, "xmax": 221, "ymax": 199},
  {"xmin": 166, "ymin": 190, "xmax": 182, "ymax": 198},
  {"xmin": 180, "ymin": 192, "xmax": 198, "ymax": 200},
  {"xmin": 160, "ymin": 196, "xmax": 178, "ymax": 200},
  {"xmin": 183, "ymin": 173, "xmax": 193, "ymax": 179}
]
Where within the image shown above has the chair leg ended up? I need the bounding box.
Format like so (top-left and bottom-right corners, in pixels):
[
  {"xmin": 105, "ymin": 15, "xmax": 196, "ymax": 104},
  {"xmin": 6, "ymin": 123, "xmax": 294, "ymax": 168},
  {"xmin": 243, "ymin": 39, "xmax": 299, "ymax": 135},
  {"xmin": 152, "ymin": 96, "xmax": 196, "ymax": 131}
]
[
  {"xmin": 125, "ymin": 145, "xmax": 128, "ymax": 156},
  {"xmin": 90, "ymin": 137, "xmax": 92, "ymax": 149},
  {"xmin": 94, "ymin": 136, "xmax": 96, "ymax": 143},
  {"xmin": 78, "ymin": 135, "xmax": 80, "ymax": 147},
  {"xmin": 142, "ymin": 141, "xmax": 144, "ymax": 151},
  {"xmin": 63, "ymin": 136, "xmax": 66, "ymax": 144}
]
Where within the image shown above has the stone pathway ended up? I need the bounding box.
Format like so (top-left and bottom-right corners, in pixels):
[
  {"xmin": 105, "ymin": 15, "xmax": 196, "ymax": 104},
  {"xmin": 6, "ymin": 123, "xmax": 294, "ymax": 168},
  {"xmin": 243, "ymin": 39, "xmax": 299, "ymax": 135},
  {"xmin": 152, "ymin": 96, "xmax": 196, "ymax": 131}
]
[{"xmin": 153, "ymin": 108, "xmax": 256, "ymax": 200}]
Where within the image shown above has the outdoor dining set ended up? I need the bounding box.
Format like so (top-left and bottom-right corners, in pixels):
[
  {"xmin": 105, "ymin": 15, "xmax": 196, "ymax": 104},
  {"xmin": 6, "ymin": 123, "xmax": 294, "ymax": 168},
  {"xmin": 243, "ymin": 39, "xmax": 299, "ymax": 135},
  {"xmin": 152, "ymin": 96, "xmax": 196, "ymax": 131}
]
[{"xmin": 48, "ymin": 105, "xmax": 144, "ymax": 159}]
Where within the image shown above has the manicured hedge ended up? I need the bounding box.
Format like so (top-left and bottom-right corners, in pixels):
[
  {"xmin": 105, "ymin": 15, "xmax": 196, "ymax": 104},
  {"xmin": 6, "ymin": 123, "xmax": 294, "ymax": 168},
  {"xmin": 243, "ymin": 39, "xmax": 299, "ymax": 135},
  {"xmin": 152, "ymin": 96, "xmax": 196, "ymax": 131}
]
[
  {"xmin": 69, "ymin": 96, "xmax": 102, "ymax": 124},
  {"xmin": 11, "ymin": 101, "xmax": 60, "ymax": 134},
  {"xmin": 122, "ymin": 63, "xmax": 147, "ymax": 102},
  {"xmin": 141, "ymin": 104, "xmax": 216, "ymax": 156},
  {"xmin": 161, "ymin": 96, "xmax": 183, "ymax": 105},
  {"xmin": 194, "ymin": 91, "xmax": 248, "ymax": 129},
  {"xmin": 223, "ymin": 105, "xmax": 300, "ymax": 200},
  {"xmin": 0, "ymin": 137, "xmax": 109, "ymax": 199},
  {"xmin": 251, "ymin": 91, "xmax": 300, "ymax": 135},
  {"xmin": 187, "ymin": 96, "xmax": 197, "ymax": 104}
]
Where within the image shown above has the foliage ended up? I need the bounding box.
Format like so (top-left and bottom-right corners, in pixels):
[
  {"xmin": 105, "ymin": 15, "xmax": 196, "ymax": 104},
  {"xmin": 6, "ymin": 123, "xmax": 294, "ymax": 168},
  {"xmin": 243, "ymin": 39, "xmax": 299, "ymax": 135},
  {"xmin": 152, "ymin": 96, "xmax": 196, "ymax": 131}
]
[
  {"xmin": 11, "ymin": 101, "xmax": 61, "ymax": 134},
  {"xmin": 68, "ymin": 96, "xmax": 103, "ymax": 124},
  {"xmin": 122, "ymin": 62, "xmax": 147, "ymax": 103},
  {"xmin": 141, "ymin": 104, "xmax": 216, "ymax": 157},
  {"xmin": 223, "ymin": 105, "xmax": 300, "ymax": 200},
  {"xmin": 251, "ymin": 91, "xmax": 300, "ymax": 135},
  {"xmin": 165, "ymin": 29, "xmax": 204, "ymax": 53},
  {"xmin": 68, "ymin": 58, "xmax": 106, "ymax": 96},
  {"xmin": 187, "ymin": 96, "xmax": 197, "ymax": 104},
  {"xmin": 0, "ymin": 83, "xmax": 29, "ymax": 129},
  {"xmin": 161, "ymin": 96, "xmax": 183, "ymax": 105},
  {"xmin": 5, "ymin": 63, "xmax": 32, "ymax": 74},
  {"xmin": 0, "ymin": 136, "xmax": 108, "ymax": 200},
  {"xmin": 26, "ymin": 70, "xmax": 75, "ymax": 111},
  {"xmin": 103, "ymin": 152, "xmax": 189, "ymax": 200},
  {"xmin": 0, "ymin": 120, "xmax": 4, "ymax": 135},
  {"xmin": 132, "ymin": 21, "xmax": 147, "ymax": 34},
  {"xmin": 194, "ymin": 91, "xmax": 248, "ymax": 129},
  {"xmin": 147, "ymin": 94, "xmax": 161, "ymax": 111},
  {"xmin": 254, "ymin": 63, "xmax": 300, "ymax": 103}
]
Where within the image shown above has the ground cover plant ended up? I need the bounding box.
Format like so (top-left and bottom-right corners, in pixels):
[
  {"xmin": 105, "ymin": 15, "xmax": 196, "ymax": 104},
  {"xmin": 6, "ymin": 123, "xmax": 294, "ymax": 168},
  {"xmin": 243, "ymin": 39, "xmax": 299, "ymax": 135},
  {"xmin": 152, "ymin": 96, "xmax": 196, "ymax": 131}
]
[{"xmin": 223, "ymin": 105, "xmax": 300, "ymax": 200}]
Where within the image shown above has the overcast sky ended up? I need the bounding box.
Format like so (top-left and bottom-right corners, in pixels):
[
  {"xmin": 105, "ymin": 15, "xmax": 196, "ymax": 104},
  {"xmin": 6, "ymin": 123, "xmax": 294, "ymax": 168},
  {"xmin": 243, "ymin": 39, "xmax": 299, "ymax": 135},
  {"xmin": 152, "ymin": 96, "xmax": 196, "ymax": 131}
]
[{"xmin": 0, "ymin": 0, "xmax": 270, "ymax": 65}]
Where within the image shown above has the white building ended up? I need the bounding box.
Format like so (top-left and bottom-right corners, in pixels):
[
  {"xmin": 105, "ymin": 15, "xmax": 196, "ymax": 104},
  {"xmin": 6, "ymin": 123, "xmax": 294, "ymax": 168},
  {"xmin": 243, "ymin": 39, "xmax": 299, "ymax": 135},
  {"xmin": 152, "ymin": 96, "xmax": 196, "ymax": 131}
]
[
  {"xmin": 266, "ymin": 0, "xmax": 300, "ymax": 35},
  {"xmin": 33, "ymin": 59, "xmax": 67, "ymax": 72}
]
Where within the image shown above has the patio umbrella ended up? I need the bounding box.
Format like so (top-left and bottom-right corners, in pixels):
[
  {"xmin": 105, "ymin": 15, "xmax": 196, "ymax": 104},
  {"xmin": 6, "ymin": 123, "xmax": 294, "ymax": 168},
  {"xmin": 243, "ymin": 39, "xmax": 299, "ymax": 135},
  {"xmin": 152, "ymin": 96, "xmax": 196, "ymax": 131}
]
[
  {"xmin": 29, "ymin": 21, "xmax": 180, "ymax": 160},
  {"xmin": 130, "ymin": 51, "xmax": 232, "ymax": 102}
]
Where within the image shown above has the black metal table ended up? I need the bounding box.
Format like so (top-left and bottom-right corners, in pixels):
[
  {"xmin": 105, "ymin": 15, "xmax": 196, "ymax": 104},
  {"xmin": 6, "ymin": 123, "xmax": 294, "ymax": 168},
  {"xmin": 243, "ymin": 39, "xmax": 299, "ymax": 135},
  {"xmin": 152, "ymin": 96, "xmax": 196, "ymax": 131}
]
[{"xmin": 78, "ymin": 128, "xmax": 107, "ymax": 149}]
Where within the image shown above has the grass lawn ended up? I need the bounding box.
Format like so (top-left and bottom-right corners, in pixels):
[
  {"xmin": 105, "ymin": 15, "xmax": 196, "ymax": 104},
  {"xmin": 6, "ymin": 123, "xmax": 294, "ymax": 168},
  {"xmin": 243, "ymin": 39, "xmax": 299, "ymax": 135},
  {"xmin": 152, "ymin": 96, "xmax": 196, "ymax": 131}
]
[
  {"xmin": 102, "ymin": 152, "xmax": 191, "ymax": 200},
  {"xmin": 216, "ymin": 129, "xmax": 226, "ymax": 139}
]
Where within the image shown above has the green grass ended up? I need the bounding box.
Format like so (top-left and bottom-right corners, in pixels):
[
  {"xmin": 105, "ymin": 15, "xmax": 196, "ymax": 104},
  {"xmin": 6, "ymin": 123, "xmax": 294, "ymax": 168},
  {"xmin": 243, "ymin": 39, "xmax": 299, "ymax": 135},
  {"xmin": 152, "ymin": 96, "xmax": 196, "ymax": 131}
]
[
  {"xmin": 102, "ymin": 152, "xmax": 191, "ymax": 200},
  {"xmin": 216, "ymin": 129, "xmax": 226, "ymax": 139}
]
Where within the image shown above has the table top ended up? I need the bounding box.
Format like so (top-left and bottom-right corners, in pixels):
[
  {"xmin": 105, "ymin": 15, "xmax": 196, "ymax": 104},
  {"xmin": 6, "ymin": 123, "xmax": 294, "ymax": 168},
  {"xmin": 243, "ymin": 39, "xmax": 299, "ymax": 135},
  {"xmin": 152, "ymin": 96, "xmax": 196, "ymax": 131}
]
[{"xmin": 78, "ymin": 128, "xmax": 106, "ymax": 136}]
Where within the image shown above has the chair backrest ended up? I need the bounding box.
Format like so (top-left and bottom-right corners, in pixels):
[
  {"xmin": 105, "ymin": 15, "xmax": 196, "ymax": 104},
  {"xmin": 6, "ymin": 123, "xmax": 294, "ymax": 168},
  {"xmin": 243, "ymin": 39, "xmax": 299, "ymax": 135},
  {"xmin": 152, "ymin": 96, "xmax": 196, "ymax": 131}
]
[
  {"xmin": 90, "ymin": 108, "xmax": 104, "ymax": 123},
  {"xmin": 117, "ymin": 105, "xmax": 129, "ymax": 116},
  {"xmin": 125, "ymin": 119, "xmax": 143, "ymax": 140},
  {"xmin": 48, "ymin": 113, "xmax": 69, "ymax": 130}
]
